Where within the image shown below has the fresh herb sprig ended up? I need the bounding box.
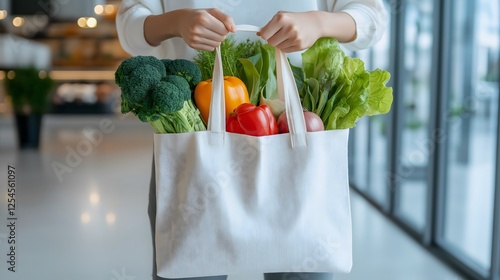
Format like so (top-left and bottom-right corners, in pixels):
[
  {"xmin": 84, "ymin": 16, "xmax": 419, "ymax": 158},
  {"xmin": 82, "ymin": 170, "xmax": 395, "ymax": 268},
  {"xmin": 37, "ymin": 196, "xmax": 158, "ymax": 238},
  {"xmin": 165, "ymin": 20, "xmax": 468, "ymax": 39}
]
[{"xmin": 194, "ymin": 35, "xmax": 262, "ymax": 81}]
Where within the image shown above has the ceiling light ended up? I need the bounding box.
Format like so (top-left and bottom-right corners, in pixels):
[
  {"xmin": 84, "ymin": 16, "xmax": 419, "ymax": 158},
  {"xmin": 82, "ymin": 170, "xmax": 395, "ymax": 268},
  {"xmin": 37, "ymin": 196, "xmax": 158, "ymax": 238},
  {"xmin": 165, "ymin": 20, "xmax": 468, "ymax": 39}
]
[
  {"xmin": 86, "ymin": 17, "xmax": 97, "ymax": 28},
  {"xmin": 90, "ymin": 192, "xmax": 100, "ymax": 205},
  {"xmin": 0, "ymin": 10, "xmax": 7, "ymax": 20},
  {"xmin": 77, "ymin": 17, "xmax": 98, "ymax": 29},
  {"xmin": 12, "ymin": 17, "xmax": 24, "ymax": 27},
  {"xmin": 77, "ymin": 17, "xmax": 87, "ymax": 28},
  {"xmin": 106, "ymin": 213, "xmax": 116, "ymax": 224},
  {"xmin": 104, "ymin": 5, "xmax": 115, "ymax": 14},
  {"xmin": 94, "ymin": 5, "xmax": 104, "ymax": 15},
  {"xmin": 7, "ymin": 71, "xmax": 15, "ymax": 80},
  {"xmin": 80, "ymin": 212, "xmax": 91, "ymax": 224}
]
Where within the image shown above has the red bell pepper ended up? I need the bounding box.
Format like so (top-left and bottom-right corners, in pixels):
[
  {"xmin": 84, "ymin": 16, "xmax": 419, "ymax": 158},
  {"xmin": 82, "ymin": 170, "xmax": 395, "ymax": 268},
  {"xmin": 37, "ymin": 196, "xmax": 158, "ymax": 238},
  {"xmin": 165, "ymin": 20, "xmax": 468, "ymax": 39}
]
[{"xmin": 226, "ymin": 103, "xmax": 279, "ymax": 136}]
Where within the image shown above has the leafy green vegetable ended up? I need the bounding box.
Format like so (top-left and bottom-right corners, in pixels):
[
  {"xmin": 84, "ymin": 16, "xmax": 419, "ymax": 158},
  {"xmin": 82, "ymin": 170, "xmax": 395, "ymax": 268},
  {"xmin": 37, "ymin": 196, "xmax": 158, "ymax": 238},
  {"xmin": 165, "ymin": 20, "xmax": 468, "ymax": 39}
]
[
  {"xmin": 290, "ymin": 62, "xmax": 305, "ymax": 90},
  {"xmin": 300, "ymin": 38, "xmax": 393, "ymax": 129},
  {"xmin": 302, "ymin": 38, "xmax": 344, "ymax": 82},
  {"xmin": 239, "ymin": 57, "xmax": 261, "ymax": 105},
  {"xmin": 259, "ymin": 45, "xmax": 277, "ymax": 100},
  {"xmin": 193, "ymin": 36, "xmax": 262, "ymax": 81},
  {"xmin": 366, "ymin": 69, "xmax": 393, "ymax": 116},
  {"xmin": 237, "ymin": 45, "xmax": 286, "ymax": 118}
]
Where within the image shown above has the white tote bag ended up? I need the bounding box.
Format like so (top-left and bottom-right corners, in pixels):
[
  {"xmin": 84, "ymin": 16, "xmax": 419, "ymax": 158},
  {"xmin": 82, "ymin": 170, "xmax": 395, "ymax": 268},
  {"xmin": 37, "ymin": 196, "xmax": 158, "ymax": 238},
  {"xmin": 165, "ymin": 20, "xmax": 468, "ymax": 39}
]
[{"xmin": 154, "ymin": 25, "xmax": 352, "ymax": 278}]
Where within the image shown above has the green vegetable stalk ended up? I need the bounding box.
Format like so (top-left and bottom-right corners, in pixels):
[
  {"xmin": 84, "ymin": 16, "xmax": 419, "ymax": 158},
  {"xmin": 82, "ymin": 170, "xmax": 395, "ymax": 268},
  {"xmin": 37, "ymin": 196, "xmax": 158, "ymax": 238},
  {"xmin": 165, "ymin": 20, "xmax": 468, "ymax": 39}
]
[{"xmin": 115, "ymin": 56, "xmax": 206, "ymax": 134}]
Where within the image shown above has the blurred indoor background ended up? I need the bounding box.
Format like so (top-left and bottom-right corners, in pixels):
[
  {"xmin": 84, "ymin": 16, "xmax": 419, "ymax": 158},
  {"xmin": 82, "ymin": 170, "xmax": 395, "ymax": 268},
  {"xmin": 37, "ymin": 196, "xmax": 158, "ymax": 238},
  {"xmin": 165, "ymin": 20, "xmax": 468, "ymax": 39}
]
[{"xmin": 0, "ymin": 0, "xmax": 499, "ymax": 279}]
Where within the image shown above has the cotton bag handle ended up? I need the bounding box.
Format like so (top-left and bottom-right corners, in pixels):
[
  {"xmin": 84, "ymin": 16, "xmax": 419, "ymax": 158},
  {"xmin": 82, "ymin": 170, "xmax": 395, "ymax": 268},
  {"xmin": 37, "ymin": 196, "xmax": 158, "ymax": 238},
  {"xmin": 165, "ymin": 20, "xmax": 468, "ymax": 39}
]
[{"xmin": 207, "ymin": 24, "xmax": 307, "ymax": 148}]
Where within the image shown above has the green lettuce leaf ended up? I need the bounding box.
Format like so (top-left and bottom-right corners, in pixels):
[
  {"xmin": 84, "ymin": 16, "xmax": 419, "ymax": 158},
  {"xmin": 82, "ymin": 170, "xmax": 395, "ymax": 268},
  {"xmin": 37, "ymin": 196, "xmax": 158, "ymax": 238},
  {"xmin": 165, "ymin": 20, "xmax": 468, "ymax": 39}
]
[
  {"xmin": 366, "ymin": 69, "xmax": 393, "ymax": 116},
  {"xmin": 301, "ymin": 38, "xmax": 393, "ymax": 130}
]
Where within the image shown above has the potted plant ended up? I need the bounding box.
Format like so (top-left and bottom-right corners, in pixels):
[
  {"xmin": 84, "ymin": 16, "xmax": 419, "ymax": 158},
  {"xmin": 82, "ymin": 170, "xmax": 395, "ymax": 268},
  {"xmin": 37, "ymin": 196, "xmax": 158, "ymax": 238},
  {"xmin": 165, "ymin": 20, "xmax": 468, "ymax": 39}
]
[{"xmin": 4, "ymin": 67, "xmax": 55, "ymax": 149}]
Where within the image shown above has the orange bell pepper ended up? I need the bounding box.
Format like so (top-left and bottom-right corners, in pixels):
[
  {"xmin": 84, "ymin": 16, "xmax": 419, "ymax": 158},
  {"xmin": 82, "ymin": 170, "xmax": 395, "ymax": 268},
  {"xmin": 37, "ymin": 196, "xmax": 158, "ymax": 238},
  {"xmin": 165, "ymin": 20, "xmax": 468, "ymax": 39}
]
[{"xmin": 194, "ymin": 76, "xmax": 250, "ymax": 123}]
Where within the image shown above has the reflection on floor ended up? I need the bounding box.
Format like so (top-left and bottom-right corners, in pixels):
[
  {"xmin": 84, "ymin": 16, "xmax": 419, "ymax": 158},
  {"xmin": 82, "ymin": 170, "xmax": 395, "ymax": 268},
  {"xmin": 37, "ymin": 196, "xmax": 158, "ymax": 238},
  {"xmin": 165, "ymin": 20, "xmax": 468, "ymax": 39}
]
[{"xmin": 0, "ymin": 115, "xmax": 463, "ymax": 280}]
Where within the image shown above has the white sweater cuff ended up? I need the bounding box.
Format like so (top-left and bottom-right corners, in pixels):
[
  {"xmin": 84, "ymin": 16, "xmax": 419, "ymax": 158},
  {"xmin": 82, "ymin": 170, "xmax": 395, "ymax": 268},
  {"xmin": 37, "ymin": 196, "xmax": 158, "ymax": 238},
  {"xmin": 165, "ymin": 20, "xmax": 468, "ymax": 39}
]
[{"xmin": 340, "ymin": 5, "xmax": 385, "ymax": 51}]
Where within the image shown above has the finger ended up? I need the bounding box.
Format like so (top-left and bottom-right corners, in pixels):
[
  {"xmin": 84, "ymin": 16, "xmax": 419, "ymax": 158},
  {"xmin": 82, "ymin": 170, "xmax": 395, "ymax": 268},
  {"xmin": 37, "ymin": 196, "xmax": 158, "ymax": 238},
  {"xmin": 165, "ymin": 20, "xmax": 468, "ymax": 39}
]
[
  {"xmin": 191, "ymin": 39, "xmax": 225, "ymax": 51},
  {"xmin": 183, "ymin": 29, "xmax": 225, "ymax": 50},
  {"xmin": 259, "ymin": 14, "xmax": 282, "ymax": 41},
  {"xmin": 190, "ymin": 43, "xmax": 217, "ymax": 51},
  {"xmin": 277, "ymin": 35, "xmax": 312, "ymax": 52},
  {"xmin": 207, "ymin": 8, "xmax": 236, "ymax": 32},
  {"xmin": 275, "ymin": 38, "xmax": 295, "ymax": 51},
  {"xmin": 265, "ymin": 28, "xmax": 289, "ymax": 47},
  {"xmin": 190, "ymin": 36, "xmax": 226, "ymax": 51},
  {"xmin": 279, "ymin": 41, "xmax": 311, "ymax": 53},
  {"xmin": 280, "ymin": 44, "xmax": 300, "ymax": 53},
  {"xmin": 196, "ymin": 27, "xmax": 226, "ymax": 43},
  {"xmin": 204, "ymin": 14, "xmax": 231, "ymax": 36}
]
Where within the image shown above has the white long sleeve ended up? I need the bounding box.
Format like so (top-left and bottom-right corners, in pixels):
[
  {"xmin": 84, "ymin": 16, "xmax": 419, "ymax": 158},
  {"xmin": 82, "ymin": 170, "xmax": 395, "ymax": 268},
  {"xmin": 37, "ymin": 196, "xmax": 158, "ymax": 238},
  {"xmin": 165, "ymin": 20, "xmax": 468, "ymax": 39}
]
[
  {"xmin": 332, "ymin": 0, "xmax": 388, "ymax": 51},
  {"xmin": 116, "ymin": 0, "xmax": 165, "ymax": 57},
  {"xmin": 116, "ymin": 0, "xmax": 388, "ymax": 58}
]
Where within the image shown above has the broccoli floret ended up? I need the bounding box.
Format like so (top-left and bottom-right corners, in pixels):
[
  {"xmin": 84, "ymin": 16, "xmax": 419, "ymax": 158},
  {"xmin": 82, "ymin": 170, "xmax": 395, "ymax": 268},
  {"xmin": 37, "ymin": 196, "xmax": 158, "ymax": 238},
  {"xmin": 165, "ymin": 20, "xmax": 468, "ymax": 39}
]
[
  {"xmin": 124, "ymin": 65, "xmax": 163, "ymax": 102},
  {"xmin": 115, "ymin": 56, "xmax": 166, "ymax": 114},
  {"xmin": 115, "ymin": 56, "xmax": 206, "ymax": 134},
  {"xmin": 163, "ymin": 75, "xmax": 191, "ymax": 96},
  {"xmin": 161, "ymin": 59, "xmax": 202, "ymax": 89},
  {"xmin": 115, "ymin": 56, "xmax": 165, "ymax": 87},
  {"xmin": 150, "ymin": 77, "xmax": 188, "ymax": 113}
]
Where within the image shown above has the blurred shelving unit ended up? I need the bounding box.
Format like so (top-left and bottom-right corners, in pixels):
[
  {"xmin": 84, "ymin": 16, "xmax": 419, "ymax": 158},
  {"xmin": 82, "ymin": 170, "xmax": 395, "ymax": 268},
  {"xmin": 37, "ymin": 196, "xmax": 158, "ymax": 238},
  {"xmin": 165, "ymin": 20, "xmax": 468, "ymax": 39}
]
[{"xmin": 0, "ymin": 1, "xmax": 126, "ymax": 116}]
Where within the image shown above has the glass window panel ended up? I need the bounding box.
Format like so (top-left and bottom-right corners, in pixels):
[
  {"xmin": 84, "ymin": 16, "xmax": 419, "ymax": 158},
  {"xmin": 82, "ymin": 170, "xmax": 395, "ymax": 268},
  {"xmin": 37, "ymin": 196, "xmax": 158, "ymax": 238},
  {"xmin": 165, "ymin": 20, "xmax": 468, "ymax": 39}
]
[
  {"xmin": 349, "ymin": 49, "xmax": 371, "ymax": 190},
  {"xmin": 368, "ymin": 114, "xmax": 390, "ymax": 204},
  {"xmin": 441, "ymin": 0, "xmax": 498, "ymax": 270},
  {"xmin": 366, "ymin": 0, "xmax": 392, "ymax": 205},
  {"xmin": 498, "ymin": 247, "xmax": 500, "ymax": 279},
  {"xmin": 372, "ymin": 0, "xmax": 392, "ymax": 72},
  {"xmin": 350, "ymin": 117, "xmax": 369, "ymax": 190},
  {"xmin": 395, "ymin": 0, "xmax": 434, "ymax": 231}
]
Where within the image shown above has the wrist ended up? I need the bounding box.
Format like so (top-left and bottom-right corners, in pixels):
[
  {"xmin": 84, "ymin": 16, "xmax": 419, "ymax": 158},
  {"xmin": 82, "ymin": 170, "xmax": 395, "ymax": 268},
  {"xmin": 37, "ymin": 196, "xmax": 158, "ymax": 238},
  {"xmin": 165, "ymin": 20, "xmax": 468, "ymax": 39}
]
[
  {"xmin": 166, "ymin": 9, "xmax": 193, "ymax": 38},
  {"xmin": 316, "ymin": 11, "xmax": 357, "ymax": 43},
  {"xmin": 144, "ymin": 9, "xmax": 189, "ymax": 46}
]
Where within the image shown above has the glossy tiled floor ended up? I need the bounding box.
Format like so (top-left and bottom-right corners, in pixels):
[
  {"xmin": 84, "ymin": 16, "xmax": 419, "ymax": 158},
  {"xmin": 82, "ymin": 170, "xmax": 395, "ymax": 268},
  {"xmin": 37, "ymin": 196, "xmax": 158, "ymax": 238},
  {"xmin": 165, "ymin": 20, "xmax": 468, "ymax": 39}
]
[{"xmin": 0, "ymin": 115, "xmax": 463, "ymax": 280}]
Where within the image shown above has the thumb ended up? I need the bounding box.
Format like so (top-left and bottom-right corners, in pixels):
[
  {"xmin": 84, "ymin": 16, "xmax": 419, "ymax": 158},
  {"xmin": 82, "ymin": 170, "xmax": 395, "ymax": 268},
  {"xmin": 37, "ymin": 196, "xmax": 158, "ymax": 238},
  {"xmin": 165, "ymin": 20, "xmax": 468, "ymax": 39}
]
[{"xmin": 207, "ymin": 8, "xmax": 236, "ymax": 32}]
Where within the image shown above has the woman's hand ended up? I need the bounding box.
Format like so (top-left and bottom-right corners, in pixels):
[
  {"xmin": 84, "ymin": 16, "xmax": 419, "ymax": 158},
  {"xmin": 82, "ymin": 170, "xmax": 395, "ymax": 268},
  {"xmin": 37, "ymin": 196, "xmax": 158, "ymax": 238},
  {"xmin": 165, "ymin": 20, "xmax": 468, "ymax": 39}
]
[
  {"xmin": 259, "ymin": 11, "xmax": 322, "ymax": 53},
  {"xmin": 259, "ymin": 11, "xmax": 357, "ymax": 53},
  {"xmin": 177, "ymin": 8, "xmax": 235, "ymax": 51},
  {"xmin": 144, "ymin": 8, "xmax": 235, "ymax": 51}
]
